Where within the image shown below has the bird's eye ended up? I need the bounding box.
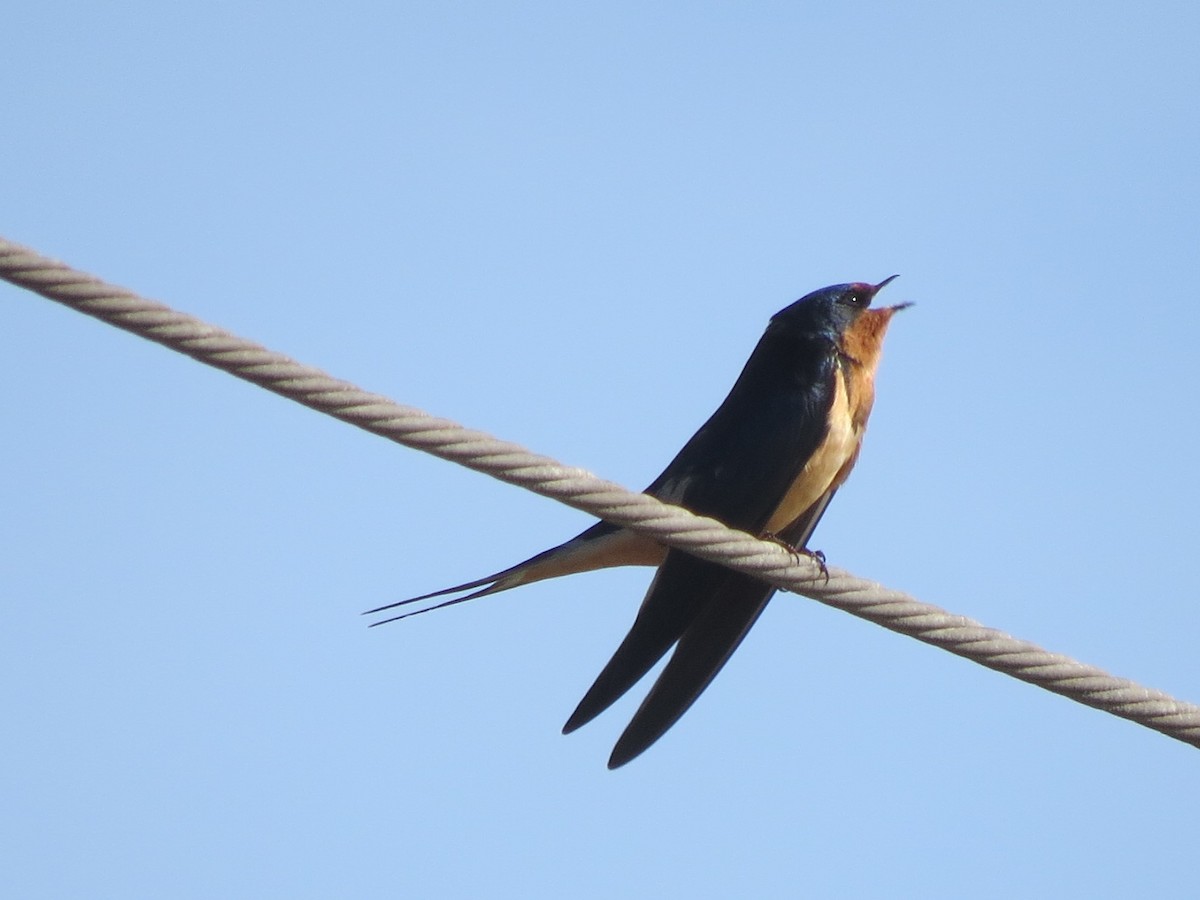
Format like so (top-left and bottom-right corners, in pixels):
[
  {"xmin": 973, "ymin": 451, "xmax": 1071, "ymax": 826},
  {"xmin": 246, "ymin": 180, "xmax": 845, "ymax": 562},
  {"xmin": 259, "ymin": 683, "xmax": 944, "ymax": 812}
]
[{"xmin": 843, "ymin": 291, "xmax": 864, "ymax": 307}]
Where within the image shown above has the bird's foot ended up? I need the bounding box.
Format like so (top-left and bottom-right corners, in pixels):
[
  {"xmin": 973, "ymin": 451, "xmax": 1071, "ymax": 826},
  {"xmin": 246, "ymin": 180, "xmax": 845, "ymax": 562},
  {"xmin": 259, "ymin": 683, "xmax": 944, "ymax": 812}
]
[{"xmin": 762, "ymin": 533, "xmax": 829, "ymax": 582}]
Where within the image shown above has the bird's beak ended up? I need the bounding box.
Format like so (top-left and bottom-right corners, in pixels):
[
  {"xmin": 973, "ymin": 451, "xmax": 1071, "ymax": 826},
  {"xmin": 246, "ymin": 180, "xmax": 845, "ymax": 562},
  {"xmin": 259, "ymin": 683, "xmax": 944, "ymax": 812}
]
[
  {"xmin": 871, "ymin": 274, "xmax": 900, "ymax": 295},
  {"xmin": 866, "ymin": 275, "xmax": 909, "ymax": 312}
]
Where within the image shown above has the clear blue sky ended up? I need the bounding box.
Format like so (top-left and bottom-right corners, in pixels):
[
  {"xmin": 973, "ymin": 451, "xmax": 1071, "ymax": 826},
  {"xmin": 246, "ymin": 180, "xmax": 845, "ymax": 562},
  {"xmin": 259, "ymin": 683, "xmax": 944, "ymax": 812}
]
[{"xmin": 4, "ymin": 3, "xmax": 1199, "ymax": 897}]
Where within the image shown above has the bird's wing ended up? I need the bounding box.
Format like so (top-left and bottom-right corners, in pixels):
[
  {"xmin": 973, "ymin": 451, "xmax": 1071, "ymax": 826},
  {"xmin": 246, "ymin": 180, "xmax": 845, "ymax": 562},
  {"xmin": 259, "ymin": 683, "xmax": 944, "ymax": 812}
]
[
  {"xmin": 563, "ymin": 337, "xmax": 843, "ymax": 752},
  {"xmin": 603, "ymin": 485, "xmax": 839, "ymax": 767}
]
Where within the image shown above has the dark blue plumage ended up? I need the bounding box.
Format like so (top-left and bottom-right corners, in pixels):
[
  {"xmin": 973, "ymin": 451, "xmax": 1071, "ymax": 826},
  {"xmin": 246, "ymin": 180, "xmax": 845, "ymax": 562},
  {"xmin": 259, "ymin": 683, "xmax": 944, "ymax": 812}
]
[{"xmin": 368, "ymin": 278, "xmax": 907, "ymax": 768}]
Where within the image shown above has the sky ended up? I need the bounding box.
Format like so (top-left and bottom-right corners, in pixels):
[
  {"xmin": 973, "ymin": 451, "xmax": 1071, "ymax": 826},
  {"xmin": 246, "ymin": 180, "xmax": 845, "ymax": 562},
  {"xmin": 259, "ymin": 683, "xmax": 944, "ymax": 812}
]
[{"xmin": 3, "ymin": 2, "xmax": 1199, "ymax": 897}]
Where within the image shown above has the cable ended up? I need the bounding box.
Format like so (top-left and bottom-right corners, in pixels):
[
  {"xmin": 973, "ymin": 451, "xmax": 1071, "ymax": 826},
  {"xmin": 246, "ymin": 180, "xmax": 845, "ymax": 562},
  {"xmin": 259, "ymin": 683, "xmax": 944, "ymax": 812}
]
[{"xmin": 3, "ymin": 234, "xmax": 1197, "ymax": 749}]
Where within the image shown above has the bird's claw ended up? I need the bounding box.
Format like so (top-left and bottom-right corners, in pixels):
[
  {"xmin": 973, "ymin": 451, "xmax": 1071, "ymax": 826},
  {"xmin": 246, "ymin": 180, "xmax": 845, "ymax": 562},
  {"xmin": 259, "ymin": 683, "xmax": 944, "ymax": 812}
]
[
  {"xmin": 763, "ymin": 533, "xmax": 829, "ymax": 582},
  {"xmin": 804, "ymin": 548, "xmax": 830, "ymax": 582}
]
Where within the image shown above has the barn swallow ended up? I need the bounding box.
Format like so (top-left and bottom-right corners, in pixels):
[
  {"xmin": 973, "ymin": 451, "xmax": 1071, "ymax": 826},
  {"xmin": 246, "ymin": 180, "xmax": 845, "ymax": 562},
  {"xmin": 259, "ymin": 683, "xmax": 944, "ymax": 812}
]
[{"xmin": 367, "ymin": 278, "xmax": 908, "ymax": 768}]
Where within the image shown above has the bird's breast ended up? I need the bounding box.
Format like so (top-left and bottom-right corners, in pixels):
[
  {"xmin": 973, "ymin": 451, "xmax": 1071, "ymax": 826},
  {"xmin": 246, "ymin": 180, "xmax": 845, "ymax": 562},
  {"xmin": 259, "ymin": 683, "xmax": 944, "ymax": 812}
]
[{"xmin": 763, "ymin": 365, "xmax": 862, "ymax": 535}]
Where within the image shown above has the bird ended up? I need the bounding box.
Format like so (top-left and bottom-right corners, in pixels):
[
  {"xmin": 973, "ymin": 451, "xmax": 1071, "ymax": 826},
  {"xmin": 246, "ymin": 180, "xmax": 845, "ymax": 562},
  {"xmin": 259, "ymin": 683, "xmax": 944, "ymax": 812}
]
[{"xmin": 367, "ymin": 277, "xmax": 909, "ymax": 768}]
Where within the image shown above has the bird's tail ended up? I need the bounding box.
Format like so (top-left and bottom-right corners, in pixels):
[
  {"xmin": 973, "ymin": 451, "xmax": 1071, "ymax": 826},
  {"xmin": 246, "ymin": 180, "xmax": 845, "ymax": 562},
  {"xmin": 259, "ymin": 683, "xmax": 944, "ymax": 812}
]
[
  {"xmin": 363, "ymin": 520, "xmax": 663, "ymax": 626},
  {"xmin": 362, "ymin": 567, "xmax": 528, "ymax": 626}
]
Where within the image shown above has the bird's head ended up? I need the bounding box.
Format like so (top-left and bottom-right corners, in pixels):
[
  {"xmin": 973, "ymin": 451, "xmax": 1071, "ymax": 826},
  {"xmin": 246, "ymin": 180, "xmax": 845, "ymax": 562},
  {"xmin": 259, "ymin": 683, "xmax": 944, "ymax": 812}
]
[{"xmin": 770, "ymin": 275, "xmax": 906, "ymax": 340}]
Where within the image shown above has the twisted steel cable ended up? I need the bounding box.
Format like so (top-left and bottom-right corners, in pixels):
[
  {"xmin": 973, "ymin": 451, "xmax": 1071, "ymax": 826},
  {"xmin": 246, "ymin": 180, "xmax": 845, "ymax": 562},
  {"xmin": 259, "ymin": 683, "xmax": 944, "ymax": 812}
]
[{"xmin": 3, "ymin": 235, "xmax": 1197, "ymax": 749}]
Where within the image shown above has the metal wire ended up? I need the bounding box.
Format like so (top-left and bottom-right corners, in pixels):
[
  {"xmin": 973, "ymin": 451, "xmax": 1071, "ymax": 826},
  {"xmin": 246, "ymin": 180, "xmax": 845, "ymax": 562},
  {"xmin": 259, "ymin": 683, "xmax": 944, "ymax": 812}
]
[{"xmin": 3, "ymin": 234, "xmax": 1198, "ymax": 749}]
